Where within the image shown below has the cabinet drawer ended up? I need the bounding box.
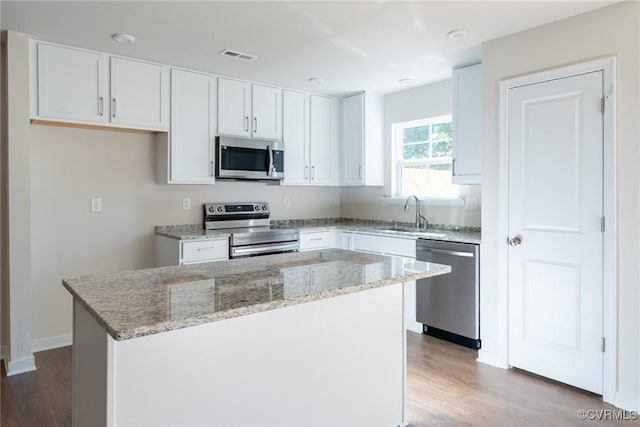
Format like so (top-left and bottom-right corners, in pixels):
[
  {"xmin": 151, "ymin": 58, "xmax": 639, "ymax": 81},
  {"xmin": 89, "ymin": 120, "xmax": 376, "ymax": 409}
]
[
  {"xmin": 181, "ymin": 239, "xmax": 229, "ymax": 263},
  {"xmin": 299, "ymin": 231, "xmax": 334, "ymax": 251},
  {"xmin": 353, "ymin": 233, "xmax": 415, "ymax": 258}
]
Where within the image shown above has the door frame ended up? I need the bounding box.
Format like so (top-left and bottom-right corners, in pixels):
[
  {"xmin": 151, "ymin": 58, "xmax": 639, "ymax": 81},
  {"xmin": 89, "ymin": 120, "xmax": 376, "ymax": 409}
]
[{"xmin": 497, "ymin": 57, "xmax": 616, "ymax": 403}]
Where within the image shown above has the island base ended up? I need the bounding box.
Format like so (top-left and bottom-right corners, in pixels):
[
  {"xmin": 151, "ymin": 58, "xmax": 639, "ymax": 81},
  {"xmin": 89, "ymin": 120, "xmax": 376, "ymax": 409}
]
[{"xmin": 73, "ymin": 283, "xmax": 407, "ymax": 426}]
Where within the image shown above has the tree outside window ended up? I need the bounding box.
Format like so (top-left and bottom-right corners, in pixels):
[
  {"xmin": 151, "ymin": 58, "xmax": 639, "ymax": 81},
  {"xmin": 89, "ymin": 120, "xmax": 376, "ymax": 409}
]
[{"xmin": 393, "ymin": 115, "xmax": 458, "ymax": 198}]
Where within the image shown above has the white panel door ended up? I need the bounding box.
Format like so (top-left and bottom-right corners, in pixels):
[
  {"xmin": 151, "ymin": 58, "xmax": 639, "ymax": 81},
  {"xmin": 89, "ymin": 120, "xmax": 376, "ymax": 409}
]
[
  {"xmin": 309, "ymin": 95, "xmax": 339, "ymax": 186},
  {"xmin": 218, "ymin": 77, "xmax": 251, "ymax": 137},
  {"xmin": 342, "ymin": 93, "xmax": 364, "ymax": 186},
  {"xmin": 508, "ymin": 71, "xmax": 603, "ymax": 394},
  {"xmin": 37, "ymin": 43, "xmax": 108, "ymax": 123},
  {"xmin": 282, "ymin": 90, "xmax": 310, "ymax": 185},
  {"xmin": 169, "ymin": 69, "xmax": 216, "ymax": 184},
  {"xmin": 110, "ymin": 57, "xmax": 169, "ymax": 130},
  {"xmin": 252, "ymin": 84, "xmax": 282, "ymax": 140}
]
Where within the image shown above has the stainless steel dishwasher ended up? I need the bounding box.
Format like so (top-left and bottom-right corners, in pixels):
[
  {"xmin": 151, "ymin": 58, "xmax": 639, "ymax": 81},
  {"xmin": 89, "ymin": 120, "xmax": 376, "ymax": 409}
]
[{"xmin": 416, "ymin": 239, "xmax": 480, "ymax": 349}]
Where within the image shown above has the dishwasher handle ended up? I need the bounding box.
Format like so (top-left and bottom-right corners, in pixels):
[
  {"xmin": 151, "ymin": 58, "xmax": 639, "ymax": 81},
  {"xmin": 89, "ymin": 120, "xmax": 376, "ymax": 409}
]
[{"xmin": 416, "ymin": 247, "xmax": 475, "ymax": 258}]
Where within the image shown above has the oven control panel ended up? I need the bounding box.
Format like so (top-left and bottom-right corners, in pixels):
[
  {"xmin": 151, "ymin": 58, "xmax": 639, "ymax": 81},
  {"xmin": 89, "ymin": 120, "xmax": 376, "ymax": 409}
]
[{"xmin": 203, "ymin": 202, "xmax": 271, "ymax": 230}]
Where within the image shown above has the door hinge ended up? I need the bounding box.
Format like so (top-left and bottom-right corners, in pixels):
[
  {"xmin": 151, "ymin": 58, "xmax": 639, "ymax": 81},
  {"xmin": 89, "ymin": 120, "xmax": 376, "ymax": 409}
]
[
  {"xmin": 601, "ymin": 337, "xmax": 606, "ymax": 353},
  {"xmin": 601, "ymin": 216, "xmax": 605, "ymax": 233}
]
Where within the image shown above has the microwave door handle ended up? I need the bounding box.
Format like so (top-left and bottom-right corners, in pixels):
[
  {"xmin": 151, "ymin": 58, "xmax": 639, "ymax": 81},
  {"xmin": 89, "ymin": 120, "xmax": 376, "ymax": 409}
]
[{"xmin": 267, "ymin": 145, "xmax": 274, "ymax": 176}]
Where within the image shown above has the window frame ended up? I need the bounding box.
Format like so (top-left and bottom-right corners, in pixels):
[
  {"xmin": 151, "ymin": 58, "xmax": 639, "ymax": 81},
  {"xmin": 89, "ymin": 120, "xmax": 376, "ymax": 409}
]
[{"xmin": 391, "ymin": 115, "xmax": 459, "ymax": 199}]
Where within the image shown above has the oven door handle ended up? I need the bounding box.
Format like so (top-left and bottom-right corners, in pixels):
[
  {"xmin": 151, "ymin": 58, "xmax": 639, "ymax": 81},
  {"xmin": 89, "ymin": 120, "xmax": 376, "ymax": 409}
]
[{"xmin": 232, "ymin": 241, "xmax": 299, "ymax": 257}]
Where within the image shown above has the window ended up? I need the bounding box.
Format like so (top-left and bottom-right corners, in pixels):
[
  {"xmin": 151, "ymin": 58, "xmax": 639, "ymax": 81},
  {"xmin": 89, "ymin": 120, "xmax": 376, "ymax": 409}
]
[{"xmin": 393, "ymin": 115, "xmax": 459, "ymax": 198}]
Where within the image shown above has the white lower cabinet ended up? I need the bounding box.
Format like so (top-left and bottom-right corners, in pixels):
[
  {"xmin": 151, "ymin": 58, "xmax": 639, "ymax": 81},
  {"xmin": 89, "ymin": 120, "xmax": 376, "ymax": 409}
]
[
  {"xmin": 155, "ymin": 235, "xmax": 229, "ymax": 266},
  {"xmin": 338, "ymin": 231, "xmax": 421, "ymax": 333},
  {"xmin": 299, "ymin": 230, "xmax": 336, "ymax": 251}
]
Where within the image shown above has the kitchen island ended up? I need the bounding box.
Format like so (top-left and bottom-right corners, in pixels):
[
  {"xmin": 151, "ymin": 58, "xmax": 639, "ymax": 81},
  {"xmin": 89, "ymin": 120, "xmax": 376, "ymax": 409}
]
[{"xmin": 63, "ymin": 249, "xmax": 450, "ymax": 427}]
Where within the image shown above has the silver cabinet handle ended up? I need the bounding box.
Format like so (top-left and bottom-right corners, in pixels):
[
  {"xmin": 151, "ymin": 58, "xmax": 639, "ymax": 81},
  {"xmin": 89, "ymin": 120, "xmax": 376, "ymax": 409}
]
[
  {"xmin": 509, "ymin": 235, "xmax": 522, "ymax": 247},
  {"xmin": 309, "ymin": 237, "xmax": 324, "ymax": 242},
  {"xmin": 112, "ymin": 98, "xmax": 116, "ymax": 118},
  {"xmin": 98, "ymin": 97, "xmax": 104, "ymax": 116},
  {"xmin": 245, "ymin": 116, "xmax": 249, "ymax": 132},
  {"xmin": 254, "ymin": 117, "xmax": 257, "ymax": 133},
  {"xmin": 452, "ymin": 158, "xmax": 456, "ymax": 176},
  {"xmin": 304, "ymin": 165, "xmax": 309, "ymax": 179},
  {"xmin": 359, "ymin": 164, "xmax": 362, "ymax": 179},
  {"xmin": 311, "ymin": 166, "xmax": 315, "ymax": 180},
  {"xmin": 210, "ymin": 160, "xmax": 214, "ymax": 177},
  {"xmin": 197, "ymin": 247, "xmax": 221, "ymax": 252}
]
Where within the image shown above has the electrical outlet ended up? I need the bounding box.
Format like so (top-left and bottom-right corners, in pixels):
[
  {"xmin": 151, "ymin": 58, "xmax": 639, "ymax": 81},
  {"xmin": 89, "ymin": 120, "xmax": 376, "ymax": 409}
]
[
  {"xmin": 465, "ymin": 197, "xmax": 478, "ymax": 210},
  {"xmin": 90, "ymin": 198, "xmax": 102, "ymax": 213},
  {"xmin": 284, "ymin": 196, "xmax": 291, "ymax": 208},
  {"xmin": 182, "ymin": 198, "xmax": 192, "ymax": 210}
]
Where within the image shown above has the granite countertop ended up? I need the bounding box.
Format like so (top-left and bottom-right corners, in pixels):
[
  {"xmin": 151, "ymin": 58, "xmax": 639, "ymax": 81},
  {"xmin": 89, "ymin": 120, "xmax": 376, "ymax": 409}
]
[
  {"xmin": 63, "ymin": 249, "xmax": 450, "ymax": 341},
  {"xmin": 156, "ymin": 218, "xmax": 481, "ymax": 244}
]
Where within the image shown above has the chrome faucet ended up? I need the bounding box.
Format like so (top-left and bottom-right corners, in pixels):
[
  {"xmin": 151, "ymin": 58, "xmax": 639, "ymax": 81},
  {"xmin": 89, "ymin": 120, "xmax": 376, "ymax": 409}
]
[{"xmin": 403, "ymin": 195, "xmax": 428, "ymax": 229}]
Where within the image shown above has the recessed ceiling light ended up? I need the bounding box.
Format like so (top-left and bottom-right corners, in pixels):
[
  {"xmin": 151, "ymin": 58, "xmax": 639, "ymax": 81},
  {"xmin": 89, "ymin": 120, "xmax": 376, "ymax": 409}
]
[
  {"xmin": 111, "ymin": 33, "xmax": 136, "ymax": 44},
  {"xmin": 398, "ymin": 78, "xmax": 414, "ymax": 85},
  {"xmin": 308, "ymin": 77, "xmax": 325, "ymax": 85},
  {"xmin": 447, "ymin": 29, "xmax": 469, "ymax": 40}
]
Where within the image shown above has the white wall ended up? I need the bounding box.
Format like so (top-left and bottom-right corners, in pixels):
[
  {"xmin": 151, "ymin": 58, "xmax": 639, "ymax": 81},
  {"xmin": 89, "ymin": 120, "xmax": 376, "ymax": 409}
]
[
  {"xmin": 480, "ymin": 1, "xmax": 639, "ymax": 410},
  {"xmin": 29, "ymin": 125, "xmax": 340, "ymax": 342},
  {"xmin": 340, "ymin": 80, "xmax": 481, "ymax": 227}
]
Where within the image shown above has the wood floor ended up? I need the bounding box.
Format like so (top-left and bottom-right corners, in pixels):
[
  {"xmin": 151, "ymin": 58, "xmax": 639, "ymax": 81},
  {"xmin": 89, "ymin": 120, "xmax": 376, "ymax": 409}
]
[{"xmin": 2, "ymin": 333, "xmax": 638, "ymax": 426}]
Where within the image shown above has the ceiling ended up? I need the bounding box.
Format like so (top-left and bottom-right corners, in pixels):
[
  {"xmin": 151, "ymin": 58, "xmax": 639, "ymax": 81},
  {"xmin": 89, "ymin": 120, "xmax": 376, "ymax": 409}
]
[{"xmin": 1, "ymin": 1, "xmax": 615, "ymax": 96}]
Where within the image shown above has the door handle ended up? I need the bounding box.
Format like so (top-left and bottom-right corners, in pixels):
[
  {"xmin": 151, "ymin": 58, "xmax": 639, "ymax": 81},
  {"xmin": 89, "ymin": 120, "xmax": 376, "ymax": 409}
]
[
  {"xmin": 254, "ymin": 117, "xmax": 257, "ymax": 133},
  {"xmin": 304, "ymin": 165, "xmax": 309, "ymax": 179},
  {"xmin": 98, "ymin": 97, "xmax": 104, "ymax": 116},
  {"xmin": 508, "ymin": 235, "xmax": 522, "ymax": 247},
  {"xmin": 245, "ymin": 116, "xmax": 249, "ymax": 132},
  {"xmin": 267, "ymin": 145, "xmax": 274, "ymax": 176},
  {"xmin": 112, "ymin": 98, "xmax": 116, "ymax": 118}
]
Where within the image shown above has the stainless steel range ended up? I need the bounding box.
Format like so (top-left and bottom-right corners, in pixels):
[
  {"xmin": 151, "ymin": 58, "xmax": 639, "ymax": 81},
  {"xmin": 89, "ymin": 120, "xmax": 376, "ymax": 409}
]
[{"xmin": 204, "ymin": 202, "xmax": 299, "ymax": 259}]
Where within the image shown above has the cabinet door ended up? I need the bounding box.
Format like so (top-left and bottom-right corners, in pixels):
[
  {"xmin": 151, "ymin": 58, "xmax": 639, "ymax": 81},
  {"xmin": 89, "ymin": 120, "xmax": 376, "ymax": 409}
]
[
  {"xmin": 309, "ymin": 95, "xmax": 339, "ymax": 186},
  {"xmin": 452, "ymin": 63, "xmax": 482, "ymax": 184},
  {"xmin": 252, "ymin": 84, "xmax": 282, "ymax": 140},
  {"xmin": 341, "ymin": 93, "xmax": 364, "ymax": 186},
  {"xmin": 110, "ymin": 57, "xmax": 169, "ymax": 130},
  {"xmin": 282, "ymin": 90, "xmax": 310, "ymax": 185},
  {"xmin": 218, "ymin": 77, "xmax": 251, "ymax": 137},
  {"xmin": 169, "ymin": 69, "xmax": 216, "ymax": 184},
  {"xmin": 36, "ymin": 43, "xmax": 108, "ymax": 124}
]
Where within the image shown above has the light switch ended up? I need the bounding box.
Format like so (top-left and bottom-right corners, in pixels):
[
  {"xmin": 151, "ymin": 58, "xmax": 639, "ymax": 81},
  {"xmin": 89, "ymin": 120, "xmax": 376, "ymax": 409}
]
[{"xmin": 90, "ymin": 198, "xmax": 102, "ymax": 213}]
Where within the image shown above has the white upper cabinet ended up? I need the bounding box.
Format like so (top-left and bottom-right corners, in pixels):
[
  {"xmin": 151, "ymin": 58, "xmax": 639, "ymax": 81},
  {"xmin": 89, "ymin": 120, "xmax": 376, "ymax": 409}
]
[
  {"xmin": 282, "ymin": 90, "xmax": 310, "ymax": 185},
  {"xmin": 309, "ymin": 95, "xmax": 339, "ymax": 186},
  {"xmin": 217, "ymin": 77, "xmax": 251, "ymax": 137},
  {"xmin": 32, "ymin": 41, "xmax": 169, "ymax": 131},
  {"xmin": 110, "ymin": 57, "xmax": 169, "ymax": 130},
  {"xmin": 35, "ymin": 42, "xmax": 108, "ymax": 124},
  {"xmin": 217, "ymin": 77, "xmax": 282, "ymax": 140},
  {"xmin": 167, "ymin": 68, "xmax": 216, "ymax": 184},
  {"xmin": 252, "ymin": 84, "xmax": 282, "ymax": 140},
  {"xmin": 341, "ymin": 92, "xmax": 384, "ymax": 186},
  {"xmin": 452, "ymin": 62, "xmax": 482, "ymax": 184}
]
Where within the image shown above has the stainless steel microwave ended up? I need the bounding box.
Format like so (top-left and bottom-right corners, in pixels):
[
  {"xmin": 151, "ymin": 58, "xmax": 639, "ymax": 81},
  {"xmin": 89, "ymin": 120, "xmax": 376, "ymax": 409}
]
[{"xmin": 215, "ymin": 136, "xmax": 284, "ymax": 182}]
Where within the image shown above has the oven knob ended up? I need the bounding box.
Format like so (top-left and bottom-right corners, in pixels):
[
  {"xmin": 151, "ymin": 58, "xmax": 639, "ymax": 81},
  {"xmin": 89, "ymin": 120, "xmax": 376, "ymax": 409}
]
[
  {"xmin": 208, "ymin": 206, "xmax": 214, "ymax": 213},
  {"xmin": 261, "ymin": 204, "xmax": 268, "ymax": 211},
  {"xmin": 254, "ymin": 205, "xmax": 260, "ymax": 211},
  {"xmin": 217, "ymin": 206, "xmax": 223, "ymax": 213}
]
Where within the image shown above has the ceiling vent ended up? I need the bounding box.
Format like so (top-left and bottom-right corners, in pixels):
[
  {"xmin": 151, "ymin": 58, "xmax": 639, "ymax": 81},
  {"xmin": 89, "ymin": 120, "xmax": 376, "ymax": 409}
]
[{"xmin": 219, "ymin": 49, "xmax": 258, "ymax": 61}]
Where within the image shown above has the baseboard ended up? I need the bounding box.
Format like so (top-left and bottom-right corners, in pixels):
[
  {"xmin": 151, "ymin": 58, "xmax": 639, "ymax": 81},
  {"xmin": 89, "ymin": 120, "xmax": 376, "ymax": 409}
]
[
  {"xmin": 615, "ymin": 390, "xmax": 640, "ymax": 412},
  {"xmin": 4, "ymin": 355, "xmax": 36, "ymax": 376},
  {"xmin": 405, "ymin": 320, "xmax": 423, "ymax": 334},
  {"xmin": 477, "ymin": 349, "xmax": 509, "ymax": 369},
  {"xmin": 32, "ymin": 333, "xmax": 73, "ymax": 353}
]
